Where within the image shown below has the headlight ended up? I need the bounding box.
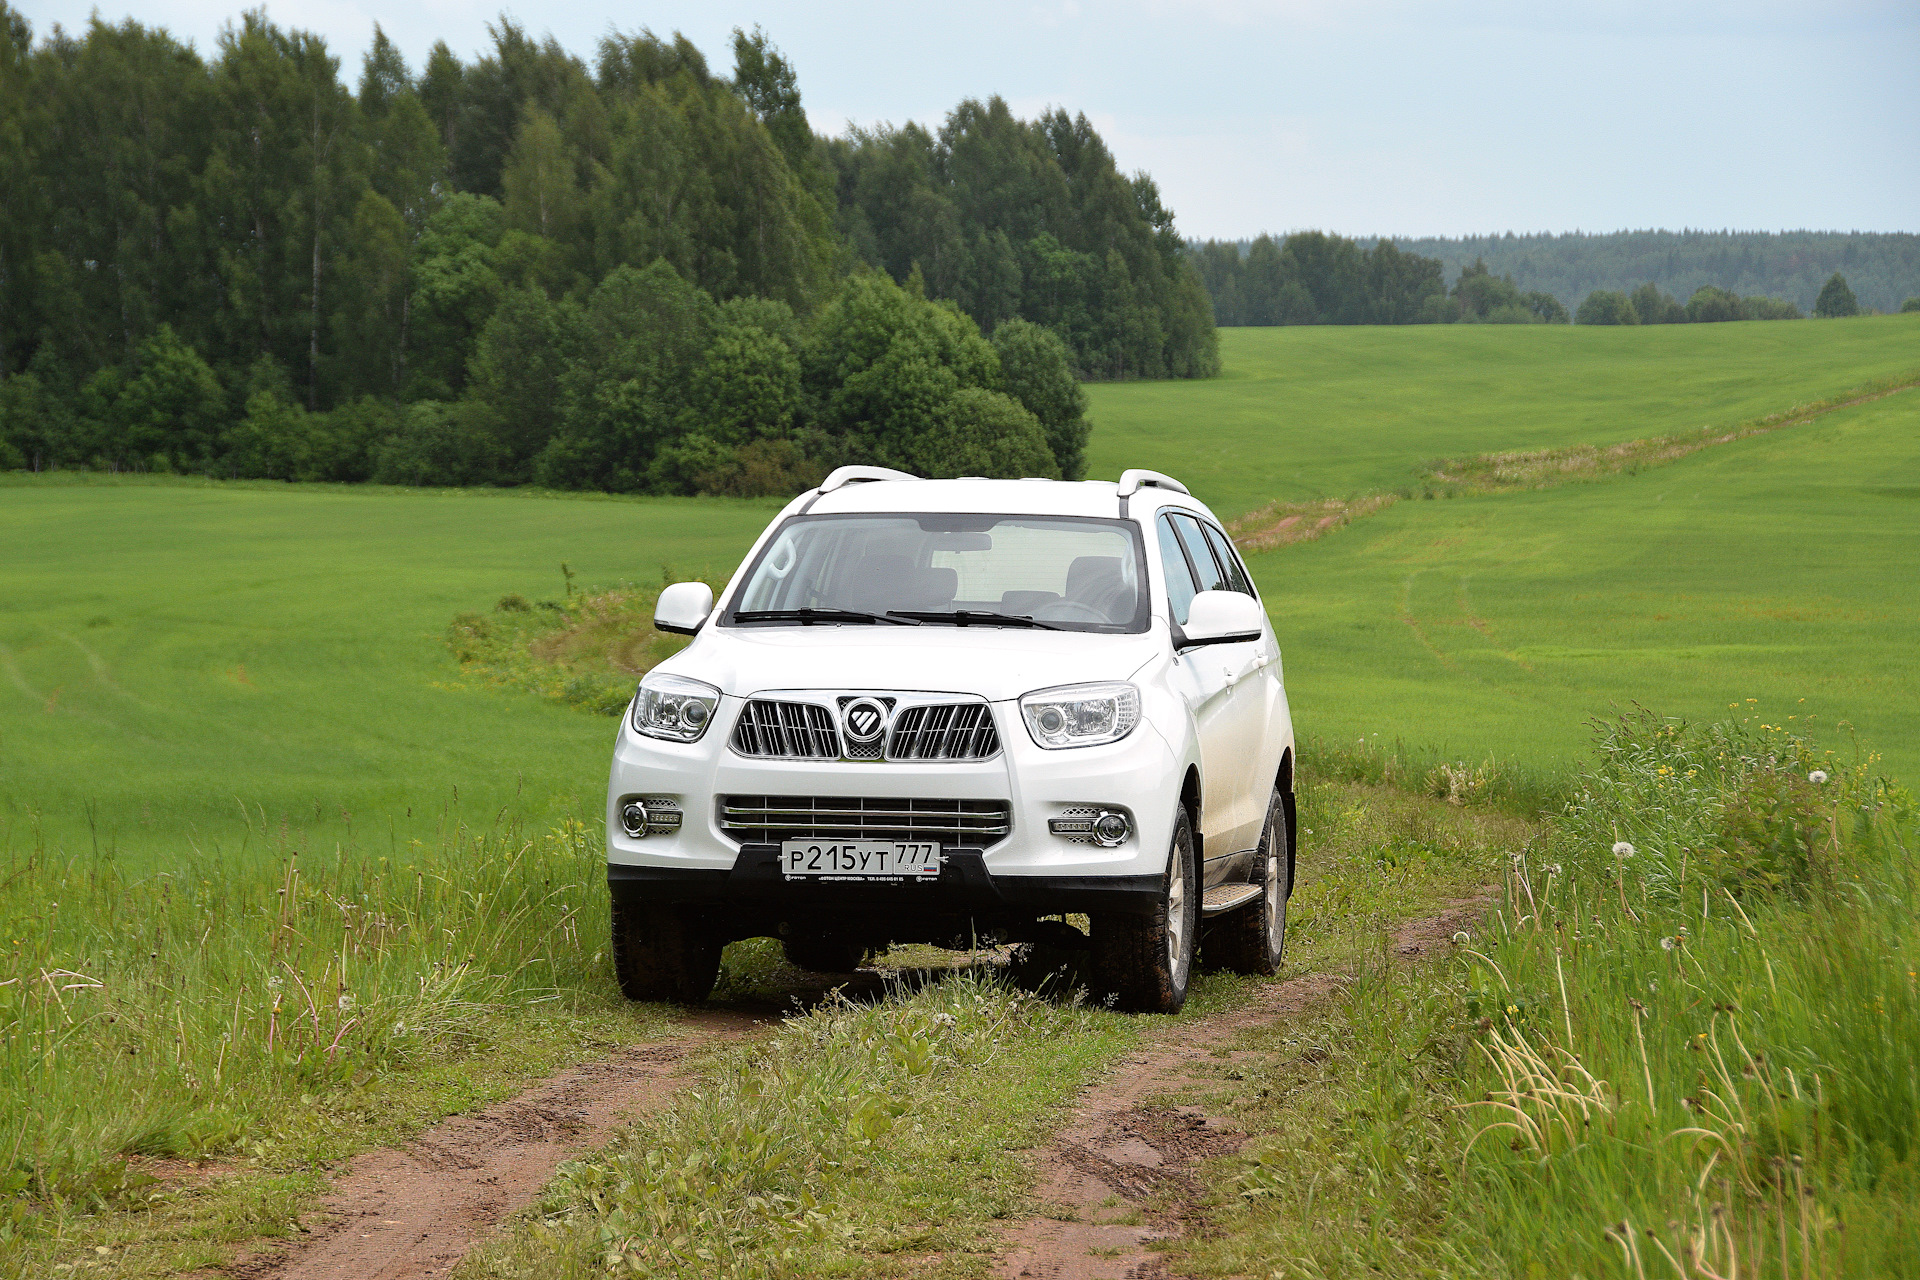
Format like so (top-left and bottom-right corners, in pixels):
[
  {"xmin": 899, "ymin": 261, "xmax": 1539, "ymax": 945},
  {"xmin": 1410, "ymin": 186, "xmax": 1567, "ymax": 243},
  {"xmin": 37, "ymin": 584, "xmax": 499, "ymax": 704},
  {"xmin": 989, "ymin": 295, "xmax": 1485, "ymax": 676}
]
[
  {"xmin": 1020, "ymin": 682, "xmax": 1141, "ymax": 749},
  {"xmin": 630, "ymin": 672, "xmax": 721, "ymax": 742}
]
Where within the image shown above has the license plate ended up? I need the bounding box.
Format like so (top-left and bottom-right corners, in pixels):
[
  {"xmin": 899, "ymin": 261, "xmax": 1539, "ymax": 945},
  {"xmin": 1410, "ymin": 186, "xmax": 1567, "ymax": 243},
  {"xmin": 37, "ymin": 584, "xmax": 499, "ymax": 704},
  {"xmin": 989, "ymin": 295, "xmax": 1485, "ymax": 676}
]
[{"xmin": 780, "ymin": 839, "xmax": 942, "ymax": 880}]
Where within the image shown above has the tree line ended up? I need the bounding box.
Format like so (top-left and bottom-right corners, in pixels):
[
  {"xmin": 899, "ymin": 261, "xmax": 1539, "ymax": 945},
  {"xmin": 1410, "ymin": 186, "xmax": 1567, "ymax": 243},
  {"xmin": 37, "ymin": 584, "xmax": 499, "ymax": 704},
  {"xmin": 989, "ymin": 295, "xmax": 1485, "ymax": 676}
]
[
  {"xmin": 1189, "ymin": 235, "xmax": 1571, "ymax": 325},
  {"xmin": 1189, "ymin": 234, "xmax": 1871, "ymax": 328},
  {"xmin": 1385, "ymin": 229, "xmax": 1920, "ymax": 316},
  {"xmin": 0, "ymin": 9, "xmax": 1210, "ymax": 486}
]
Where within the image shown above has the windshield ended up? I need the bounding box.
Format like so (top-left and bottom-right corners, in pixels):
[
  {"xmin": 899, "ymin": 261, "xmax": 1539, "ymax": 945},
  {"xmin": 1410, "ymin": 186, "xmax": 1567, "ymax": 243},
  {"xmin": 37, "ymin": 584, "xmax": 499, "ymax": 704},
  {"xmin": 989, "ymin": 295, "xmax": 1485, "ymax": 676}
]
[{"xmin": 726, "ymin": 514, "xmax": 1149, "ymax": 633}]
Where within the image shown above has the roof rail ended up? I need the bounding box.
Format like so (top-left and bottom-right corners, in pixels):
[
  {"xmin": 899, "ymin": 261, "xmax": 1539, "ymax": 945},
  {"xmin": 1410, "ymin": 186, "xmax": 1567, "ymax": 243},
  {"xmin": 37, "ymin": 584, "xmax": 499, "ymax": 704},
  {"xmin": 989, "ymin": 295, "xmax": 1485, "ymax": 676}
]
[
  {"xmin": 1116, "ymin": 469, "xmax": 1189, "ymax": 497},
  {"xmin": 818, "ymin": 465, "xmax": 919, "ymax": 494}
]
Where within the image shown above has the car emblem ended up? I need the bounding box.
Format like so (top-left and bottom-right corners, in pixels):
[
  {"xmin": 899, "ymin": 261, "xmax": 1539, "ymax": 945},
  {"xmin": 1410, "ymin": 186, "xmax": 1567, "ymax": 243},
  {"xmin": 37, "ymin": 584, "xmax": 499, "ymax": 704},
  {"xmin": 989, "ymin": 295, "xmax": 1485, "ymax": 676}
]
[{"xmin": 841, "ymin": 697, "xmax": 890, "ymax": 745}]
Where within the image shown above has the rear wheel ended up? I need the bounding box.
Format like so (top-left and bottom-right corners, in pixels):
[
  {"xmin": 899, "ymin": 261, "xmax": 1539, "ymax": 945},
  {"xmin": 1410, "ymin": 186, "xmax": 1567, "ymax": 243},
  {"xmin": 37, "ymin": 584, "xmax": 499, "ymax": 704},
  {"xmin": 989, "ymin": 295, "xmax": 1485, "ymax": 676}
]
[
  {"xmin": 610, "ymin": 898, "xmax": 721, "ymax": 1003},
  {"xmin": 1092, "ymin": 807, "xmax": 1198, "ymax": 1013},
  {"xmin": 1202, "ymin": 787, "xmax": 1289, "ymax": 976},
  {"xmin": 782, "ymin": 935, "xmax": 867, "ymax": 974}
]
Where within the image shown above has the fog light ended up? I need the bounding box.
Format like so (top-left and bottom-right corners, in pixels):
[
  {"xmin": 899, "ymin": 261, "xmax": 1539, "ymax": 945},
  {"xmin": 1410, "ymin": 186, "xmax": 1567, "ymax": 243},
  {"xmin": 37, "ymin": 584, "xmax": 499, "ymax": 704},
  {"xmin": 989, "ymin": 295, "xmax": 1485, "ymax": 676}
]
[
  {"xmin": 1048, "ymin": 807, "xmax": 1132, "ymax": 847},
  {"xmin": 620, "ymin": 797, "xmax": 683, "ymax": 839}
]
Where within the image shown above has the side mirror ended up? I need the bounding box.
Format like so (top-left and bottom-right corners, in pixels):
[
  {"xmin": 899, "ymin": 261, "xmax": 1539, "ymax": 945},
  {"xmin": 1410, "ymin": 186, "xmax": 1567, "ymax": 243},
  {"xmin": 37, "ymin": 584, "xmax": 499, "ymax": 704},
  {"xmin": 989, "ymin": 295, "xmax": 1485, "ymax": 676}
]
[
  {"xmin": 654, "ymin": 582, "xmax": 714, "ymax": 636},
  {"xmin": 1178, "ymin": 590, "xmax": 1264, "ymax": 649}
]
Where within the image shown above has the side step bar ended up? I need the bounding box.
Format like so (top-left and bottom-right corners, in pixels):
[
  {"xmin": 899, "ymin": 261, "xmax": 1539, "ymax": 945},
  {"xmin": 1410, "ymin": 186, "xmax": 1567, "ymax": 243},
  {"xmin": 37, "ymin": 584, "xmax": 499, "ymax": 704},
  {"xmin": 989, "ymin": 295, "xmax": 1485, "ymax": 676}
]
[{"xmin": 1200, "ymin": 884, "xmax": 1261, "ymax": 916}]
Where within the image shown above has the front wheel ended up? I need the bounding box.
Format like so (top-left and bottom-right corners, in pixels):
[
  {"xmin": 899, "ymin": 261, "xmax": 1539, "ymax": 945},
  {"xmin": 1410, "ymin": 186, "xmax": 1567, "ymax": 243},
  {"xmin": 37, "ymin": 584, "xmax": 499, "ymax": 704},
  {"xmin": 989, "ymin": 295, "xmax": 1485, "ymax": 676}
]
[
  {"xmin": 610, "ymin": 898, "xmax": 721, "ymax": 1004},
  {"xmin": 1091, "ymin": 806, "xmax": 1198, "ymax": 1013},
  {"xmin": 1202, "ymin": 787, "xmax": 1289, "ymax": 976}
]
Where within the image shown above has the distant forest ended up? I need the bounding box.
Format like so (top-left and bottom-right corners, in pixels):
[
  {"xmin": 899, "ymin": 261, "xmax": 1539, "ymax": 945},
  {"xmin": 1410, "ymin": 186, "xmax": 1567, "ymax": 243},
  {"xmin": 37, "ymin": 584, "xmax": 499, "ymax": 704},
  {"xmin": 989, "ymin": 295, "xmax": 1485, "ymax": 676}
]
[
  {"xmin": 0, "ymin": 9, "xmax": 1215, "ymax": 488},
  {"xmin": 1193, "ymin": 230, "xmax": 1919, "ymax": 322}
]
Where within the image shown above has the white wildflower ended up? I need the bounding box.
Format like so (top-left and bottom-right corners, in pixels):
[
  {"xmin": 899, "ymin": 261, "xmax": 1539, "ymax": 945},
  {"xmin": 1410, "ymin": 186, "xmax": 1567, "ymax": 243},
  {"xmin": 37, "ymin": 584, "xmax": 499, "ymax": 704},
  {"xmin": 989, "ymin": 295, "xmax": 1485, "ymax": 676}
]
[
  {"xmin": 931, "ymin": 1012, "xmax": 957, "ymax": 1028},
  {"xmin": 1808, "ymin": 770, "xmax": 1829, "ymax": 785},
  {"xmin": 1612, "ymin": 841, "xmax": 1635, "ymax": 858}
]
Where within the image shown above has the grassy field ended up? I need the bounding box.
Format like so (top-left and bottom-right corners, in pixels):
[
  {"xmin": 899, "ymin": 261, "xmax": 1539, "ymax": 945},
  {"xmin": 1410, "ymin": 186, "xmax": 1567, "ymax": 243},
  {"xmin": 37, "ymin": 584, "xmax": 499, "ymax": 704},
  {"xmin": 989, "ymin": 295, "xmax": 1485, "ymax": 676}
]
[
  {"xmin": 0, "ymin": 478, "xmax": 775, "ymax": 869},
  {"xmin": 1085, "ymin": 315, "xmax": 1920, "ymax": 519},
  {"xmin": 1265, "ymin": 385, "xmax": 1920, "ymax": 780},
  {"xmin": 5, "ymin": 316, "xmax": 1914, "ymax": 865}
]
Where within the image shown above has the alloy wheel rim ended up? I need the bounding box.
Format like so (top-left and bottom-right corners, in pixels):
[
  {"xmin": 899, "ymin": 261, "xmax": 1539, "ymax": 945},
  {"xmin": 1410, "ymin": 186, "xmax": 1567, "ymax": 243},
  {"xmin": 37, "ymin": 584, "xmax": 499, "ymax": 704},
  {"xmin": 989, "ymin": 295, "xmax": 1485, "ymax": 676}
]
[
  {"xmin": 1265, "ymin": 805, "xmax": 1283, "ymax": 940},
  {"xmin": 1167, "ymin": 842, "xmax": 1188, "ymax": 979}
]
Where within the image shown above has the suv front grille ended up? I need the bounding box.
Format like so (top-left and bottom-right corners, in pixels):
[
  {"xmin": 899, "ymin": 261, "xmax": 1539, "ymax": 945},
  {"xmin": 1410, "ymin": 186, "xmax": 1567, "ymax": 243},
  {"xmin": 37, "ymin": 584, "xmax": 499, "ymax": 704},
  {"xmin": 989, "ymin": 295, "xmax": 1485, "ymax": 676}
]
[
  {"xmin": 889, "ymin": 703, "xmax": 999, "ymax": 760},
  {"xmin": 718, "ymin": 796, "xmax": 1012, "ymax": 847},
  {"xmin": 728, "ymin": 695, "xmax": 1001, "ymax": 762},
  {"xmin": 732, "ymin": 700, "xmax": 839, "ymax": 760}
]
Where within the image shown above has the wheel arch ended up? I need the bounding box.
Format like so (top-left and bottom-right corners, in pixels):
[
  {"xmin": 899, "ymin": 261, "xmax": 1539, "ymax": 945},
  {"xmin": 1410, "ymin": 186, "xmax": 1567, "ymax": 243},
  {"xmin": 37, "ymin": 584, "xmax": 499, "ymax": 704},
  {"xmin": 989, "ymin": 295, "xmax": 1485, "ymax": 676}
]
[{"xmin": 1180, "ymin": 764, "xmax": 1203, "ymax": 862}]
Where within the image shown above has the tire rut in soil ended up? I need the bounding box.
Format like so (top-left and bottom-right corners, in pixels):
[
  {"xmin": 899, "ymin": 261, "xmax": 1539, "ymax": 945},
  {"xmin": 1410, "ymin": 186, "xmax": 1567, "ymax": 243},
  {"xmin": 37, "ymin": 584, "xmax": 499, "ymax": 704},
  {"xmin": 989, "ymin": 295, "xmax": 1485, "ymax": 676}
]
[
  {"xmin": 228, "ymin": 1006, "xmax": 765, "ymax": 1280},
  {"xmin": 993, "ymin": 897, "xmax": 1489, "ymax": 1280}
]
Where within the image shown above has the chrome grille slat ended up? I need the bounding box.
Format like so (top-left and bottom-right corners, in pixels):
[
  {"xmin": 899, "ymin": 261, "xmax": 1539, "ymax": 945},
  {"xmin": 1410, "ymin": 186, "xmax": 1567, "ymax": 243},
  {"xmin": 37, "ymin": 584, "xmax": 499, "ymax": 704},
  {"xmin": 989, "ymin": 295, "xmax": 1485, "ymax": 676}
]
[
  {"xmin": 731, "ymin": 700, "xmax": 838, "ymax": 760},
  {"xmin": 731, "ymin": 694, "xmax": 998, "ymax": 761},
  {"xmin": 718, "ymin": 795, "xmax": 1012, "ymax": 847},
  {"xmin": 888, "ymin": 702, "xmax": 999, "ymax": 761}
]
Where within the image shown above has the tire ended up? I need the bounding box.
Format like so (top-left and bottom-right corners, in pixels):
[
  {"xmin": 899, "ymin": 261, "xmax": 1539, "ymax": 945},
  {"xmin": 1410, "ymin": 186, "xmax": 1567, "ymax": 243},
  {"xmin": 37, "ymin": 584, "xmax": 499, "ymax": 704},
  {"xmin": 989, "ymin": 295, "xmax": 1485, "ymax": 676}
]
[
  {"xmin": 1202, "ymin": 787, "xmax": 1289, "ymax": 976},
  {"xmin": 1091, "ymin": 806, "xmax": 1199, "ymax": 1013},
  {"xmin": 781, "ymin": 935, "xmax": 867, "ymax": 973},
  {"xmin": 1006, "ymin": 940, "xmax": 1089, "ymax": 996},
  {"xmin": 610, "ymin": 897, "xmax": 722, "ymax": 1003}
]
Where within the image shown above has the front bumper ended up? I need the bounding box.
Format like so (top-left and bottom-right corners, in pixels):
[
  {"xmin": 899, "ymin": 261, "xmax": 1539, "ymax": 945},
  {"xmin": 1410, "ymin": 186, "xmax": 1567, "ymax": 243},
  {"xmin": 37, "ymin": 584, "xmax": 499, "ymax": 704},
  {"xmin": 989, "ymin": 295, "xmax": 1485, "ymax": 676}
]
[
  {"xmin": 605, "ymin": 692, "xmax": 1184, "ymax": 918},
  {"xmin": 610, "ymin": 847, "xmax": 1160, "ymax": 913}
]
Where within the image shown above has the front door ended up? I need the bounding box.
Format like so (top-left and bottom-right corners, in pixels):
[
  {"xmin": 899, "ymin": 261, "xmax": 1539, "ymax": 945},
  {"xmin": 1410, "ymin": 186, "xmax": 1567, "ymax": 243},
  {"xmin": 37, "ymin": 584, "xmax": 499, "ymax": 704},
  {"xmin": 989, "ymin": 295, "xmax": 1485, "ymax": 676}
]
[{"xmin": 1158, "ymin": 514, "xmax": 1263, "ymax": 872}]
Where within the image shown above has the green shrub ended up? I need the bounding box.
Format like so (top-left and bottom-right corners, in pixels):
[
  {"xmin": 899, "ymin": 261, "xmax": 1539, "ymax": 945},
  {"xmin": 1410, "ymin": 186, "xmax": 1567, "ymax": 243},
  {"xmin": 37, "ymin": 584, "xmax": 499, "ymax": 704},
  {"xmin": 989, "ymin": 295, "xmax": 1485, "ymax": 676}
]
[{"xmin": 1576, "ymin": 290, "xmax": 1640, "ymax": 325}]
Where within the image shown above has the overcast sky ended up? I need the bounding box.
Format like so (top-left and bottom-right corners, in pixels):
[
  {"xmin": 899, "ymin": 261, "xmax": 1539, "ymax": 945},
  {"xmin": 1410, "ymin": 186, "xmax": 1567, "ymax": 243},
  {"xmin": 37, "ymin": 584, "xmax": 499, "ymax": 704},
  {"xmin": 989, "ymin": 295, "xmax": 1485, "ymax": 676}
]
[{"xmin": 13, "ymin": 0, "xmax": 1917, "ymax": 240}]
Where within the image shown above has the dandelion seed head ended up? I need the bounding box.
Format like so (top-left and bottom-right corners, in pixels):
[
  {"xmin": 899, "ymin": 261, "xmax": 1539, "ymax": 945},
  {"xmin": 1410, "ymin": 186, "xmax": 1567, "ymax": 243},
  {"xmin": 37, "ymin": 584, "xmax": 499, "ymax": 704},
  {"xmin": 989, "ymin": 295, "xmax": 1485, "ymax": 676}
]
[
  {"xmin": 1612, "ymin": 841, "xmax": 1635, "ymax": 858},
  {"xmin": 1808, "ymin": 770, "xmax": 1829, "ymax": 785},
  {"xmin": 337, "ymin": 994, "xmax": 356, "ymax": 1010},
  {"xmin": 1660, "ymin": 936, "xmax": 1678, "ymax": 951}
]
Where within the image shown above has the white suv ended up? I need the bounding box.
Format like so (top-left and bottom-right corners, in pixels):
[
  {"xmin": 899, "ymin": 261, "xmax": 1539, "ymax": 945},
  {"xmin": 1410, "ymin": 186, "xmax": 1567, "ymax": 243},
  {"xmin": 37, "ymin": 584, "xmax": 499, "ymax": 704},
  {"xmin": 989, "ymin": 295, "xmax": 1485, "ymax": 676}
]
[{"xmin": 605, "ymin": 466, "xmax": 1296, "ymax": 1013}]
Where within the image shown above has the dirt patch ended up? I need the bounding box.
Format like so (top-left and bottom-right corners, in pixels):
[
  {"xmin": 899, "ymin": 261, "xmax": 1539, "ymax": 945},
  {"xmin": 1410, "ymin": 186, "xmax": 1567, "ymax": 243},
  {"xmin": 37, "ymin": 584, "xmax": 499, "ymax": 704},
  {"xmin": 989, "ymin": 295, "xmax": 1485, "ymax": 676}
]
[
  {"xmin": 993, "ymin": 899, "xmax": 1486, "ymax": 1280},
  {"xmin": 233, "ymin": 1008, "xmax": 763, "ymax": 1280}
]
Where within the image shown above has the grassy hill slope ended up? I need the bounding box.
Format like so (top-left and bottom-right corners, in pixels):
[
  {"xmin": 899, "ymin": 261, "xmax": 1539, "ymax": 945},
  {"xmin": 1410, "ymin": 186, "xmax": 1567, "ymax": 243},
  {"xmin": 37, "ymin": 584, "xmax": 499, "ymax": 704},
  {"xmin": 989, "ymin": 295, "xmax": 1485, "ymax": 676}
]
[
  {"xmin": 1084, "ymin": 316, "xmax": 1920, "ymax": 519},
  {"xmin": 0, "ymin": 480, "xmax": 774, "ymax": 868},
  {"xmin": 1259, "ymin": 387, "xmax": 1920, "ymax": 779}
]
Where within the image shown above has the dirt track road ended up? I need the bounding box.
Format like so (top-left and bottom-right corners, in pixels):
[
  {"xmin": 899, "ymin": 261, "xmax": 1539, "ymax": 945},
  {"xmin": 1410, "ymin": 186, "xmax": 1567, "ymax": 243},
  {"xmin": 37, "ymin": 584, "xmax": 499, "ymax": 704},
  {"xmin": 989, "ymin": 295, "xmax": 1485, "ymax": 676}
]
[
  {"xmin": 233, "ymin": 1008, "xmax": 763, "ymax": 1280},
  {"xmin": 227, "ymin": 900, "xmax": 1482, "ymax": 1280},
  {"xmin": 993, "ymin": 898, "xmax": 1487, "ymax": 1280}
]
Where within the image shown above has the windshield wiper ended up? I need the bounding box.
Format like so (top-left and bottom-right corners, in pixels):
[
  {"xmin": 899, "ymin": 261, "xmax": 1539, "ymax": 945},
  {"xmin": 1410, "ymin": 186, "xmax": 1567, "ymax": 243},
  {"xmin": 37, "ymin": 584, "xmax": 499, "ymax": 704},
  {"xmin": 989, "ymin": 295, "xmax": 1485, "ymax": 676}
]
[
  {"xmin": 732, "ymin": 607, "xmax": 918, "ymax": 626},
  {"xmin": 886, "ymin": 610, "xmax": 1063, "ymax": 630}
]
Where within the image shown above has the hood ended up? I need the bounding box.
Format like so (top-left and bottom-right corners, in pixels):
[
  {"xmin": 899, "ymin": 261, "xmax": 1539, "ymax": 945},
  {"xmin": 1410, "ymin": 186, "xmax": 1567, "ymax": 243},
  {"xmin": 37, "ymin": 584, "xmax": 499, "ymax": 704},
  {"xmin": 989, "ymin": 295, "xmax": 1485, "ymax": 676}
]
[{"xmin": 660, "ymin": 624, "xmax": 1163, "ymax": 703}]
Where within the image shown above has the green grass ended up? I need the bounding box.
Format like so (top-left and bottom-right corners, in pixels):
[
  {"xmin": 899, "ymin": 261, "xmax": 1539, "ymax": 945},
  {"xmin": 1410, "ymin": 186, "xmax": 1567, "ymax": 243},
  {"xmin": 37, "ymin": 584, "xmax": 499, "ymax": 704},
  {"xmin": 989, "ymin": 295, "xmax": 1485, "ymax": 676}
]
[
  {"xmin": 1171, "ymin": 713, "xmax": 1920, "ymax": 1280},
  {"xmin": 0, "ymin": 809, "xmax": 672, "ymax": 1276},
  {"xmin": 1257, "ymin": 387, "xmax": 1920, "ymax": 781},
  {"xmin": 1085, "ymin": 315, "xmax": 1920, "ymax": 519},
  {"xmin": 0, "ymin": 476, "xmax": 776, "ymax": 869}
]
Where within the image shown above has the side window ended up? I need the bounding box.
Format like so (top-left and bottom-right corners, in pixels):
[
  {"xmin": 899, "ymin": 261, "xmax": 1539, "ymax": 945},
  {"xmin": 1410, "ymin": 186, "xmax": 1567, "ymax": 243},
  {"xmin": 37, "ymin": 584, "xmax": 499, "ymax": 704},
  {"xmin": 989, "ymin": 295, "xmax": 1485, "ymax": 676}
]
[
  {"xmin": 1200, "ymin": 522, "xmax": 1255, "ymax": 597},
  {"xmin": 1171, "ymin": 514, "xmax": 1231, "ymax": 594},
  {"xmin": 1156, "ymin": 516, "xmax": 1200, "ymax": 624}
]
